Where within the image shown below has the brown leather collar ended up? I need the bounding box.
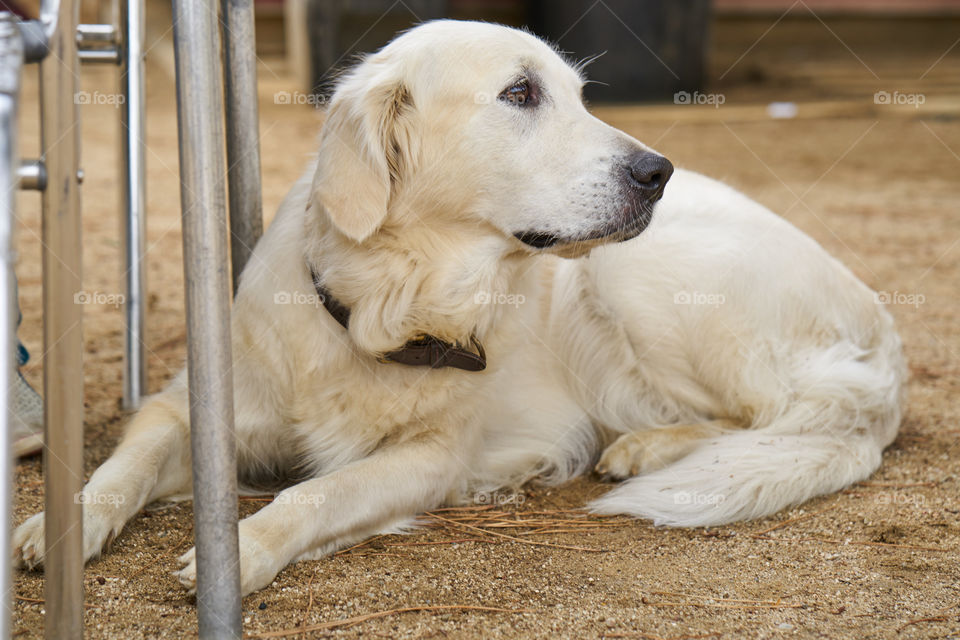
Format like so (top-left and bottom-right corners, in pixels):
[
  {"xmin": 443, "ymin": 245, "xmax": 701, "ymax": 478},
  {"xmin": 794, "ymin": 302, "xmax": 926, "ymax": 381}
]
[{"xmin": 309, "ymin": 265, "xmax": 486, "ymax": 372}]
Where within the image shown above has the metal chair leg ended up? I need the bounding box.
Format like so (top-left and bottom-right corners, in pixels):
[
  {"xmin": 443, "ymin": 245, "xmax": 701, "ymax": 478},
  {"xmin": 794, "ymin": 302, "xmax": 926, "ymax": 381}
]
[
  {"xmin": 38, "ymin": 0, "xmax": 85, "ymax": 635},
  {"xmin": 0, "ymin": 14, "xmax": 23, "ymax": 640},
  {"xmin": 222, "ymin": 0, "xmax": 263, "ymax": 293},
  {"xmin": 120, "ymin": 0, "xmax": 147, "ymax": 410},
  {"xmin": 171, "ymin": 0, "xmax": 243, "ymax": 635}
]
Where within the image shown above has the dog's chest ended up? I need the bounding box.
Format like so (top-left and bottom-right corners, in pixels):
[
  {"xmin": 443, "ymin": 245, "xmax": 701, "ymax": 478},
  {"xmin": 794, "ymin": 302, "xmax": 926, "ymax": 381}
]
[{"xmin": 287, "ymin": 360, "xmax": 483, "ymax": 469}]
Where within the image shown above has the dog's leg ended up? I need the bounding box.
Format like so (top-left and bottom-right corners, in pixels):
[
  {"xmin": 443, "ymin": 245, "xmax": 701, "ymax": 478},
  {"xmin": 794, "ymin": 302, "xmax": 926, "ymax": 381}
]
[
  {"xmin": 13, "ymin": 392, "xmax": 193, "ymax": 568},
  {"xmin": 175, "ymin": 431, "xmax": 466, "ymax": 596},
  {"xmin": 595, "ymin": 420, "xmax": 738, "ymax": 480}
]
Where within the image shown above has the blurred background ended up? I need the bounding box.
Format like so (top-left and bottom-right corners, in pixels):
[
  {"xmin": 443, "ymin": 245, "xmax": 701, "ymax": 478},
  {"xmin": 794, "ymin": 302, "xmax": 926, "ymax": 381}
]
[
  {"xmin": 267, "ymin": 0, "xmax": 959, "ymax": 104},
  {"xmin": 7, "ymin": 0, "xmax": 957, "ymax": 103}
]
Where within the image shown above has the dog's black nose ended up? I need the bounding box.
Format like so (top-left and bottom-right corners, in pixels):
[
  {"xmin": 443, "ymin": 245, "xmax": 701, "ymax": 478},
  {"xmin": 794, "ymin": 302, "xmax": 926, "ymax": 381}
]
[{"xmin": 626, "ymin": 151, "xmax": 674, "ymax": 197}]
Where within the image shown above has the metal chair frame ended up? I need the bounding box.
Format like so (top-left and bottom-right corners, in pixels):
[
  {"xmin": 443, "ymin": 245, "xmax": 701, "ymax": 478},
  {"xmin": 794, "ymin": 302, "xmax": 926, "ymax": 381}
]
[{"xmin": 0, "ymin": 0, "xmax": 262, "ymax": 635}]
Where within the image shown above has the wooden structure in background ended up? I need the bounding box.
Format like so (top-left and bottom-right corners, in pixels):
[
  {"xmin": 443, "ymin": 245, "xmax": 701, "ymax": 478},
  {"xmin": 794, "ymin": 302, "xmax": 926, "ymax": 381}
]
[{"xmin": 715, "ymin": 0, "xmax": 960, "ymax": 13}]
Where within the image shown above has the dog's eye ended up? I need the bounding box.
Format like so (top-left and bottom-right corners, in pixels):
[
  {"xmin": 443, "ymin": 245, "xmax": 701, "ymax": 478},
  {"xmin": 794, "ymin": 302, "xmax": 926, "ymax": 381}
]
[{"xmin": 499, "ymin": 80, "xmax": 537, "ymax": 107}]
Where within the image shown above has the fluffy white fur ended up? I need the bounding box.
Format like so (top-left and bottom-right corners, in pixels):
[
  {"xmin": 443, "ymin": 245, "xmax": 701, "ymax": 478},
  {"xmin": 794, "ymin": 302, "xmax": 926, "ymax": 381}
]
[{"xmin": 13, "ymin": 20, "xmax": 905, "ymax": 595}]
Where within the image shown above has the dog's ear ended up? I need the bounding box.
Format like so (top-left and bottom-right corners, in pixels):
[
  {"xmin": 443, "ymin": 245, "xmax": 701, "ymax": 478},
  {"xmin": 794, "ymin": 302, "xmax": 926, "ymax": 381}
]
[{"xmin": 312, "ymin": 63, "xmax": 417, "ymax": 242}]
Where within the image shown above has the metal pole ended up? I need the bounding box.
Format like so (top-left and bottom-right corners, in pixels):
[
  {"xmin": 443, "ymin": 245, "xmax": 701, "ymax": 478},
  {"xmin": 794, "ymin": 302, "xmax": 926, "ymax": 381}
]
[
  {"xmin": 221, "ymin": 0, "xmax": 263, "ymax": 293},
  {"xmin": 119, "ymin": 0, "xmax": 147, "ymax": 410},
  {"xmin": 171, "ymin": 0, "xmax": 242, "ymax": 636},
  {"xmin": 76, "ymin": 48, "xmax": 119, "ymax": 64},
  {"xmin": 76, "ymin": 23, "xmax": 116, "ymax": 43},
  {"xmin": 39, "ymin": 0, "xmax": 85, "ymax": 635},
  {"xmin": 16, "ymin": 160, "xmax": 46, "ymax": 190},
  {"xmin": 76, "ymin": 23, "xmax": 120, "ymax": 64},
  {"xmin": 0, "ymin": 14, "xmax": 23, "ymax": 639}
]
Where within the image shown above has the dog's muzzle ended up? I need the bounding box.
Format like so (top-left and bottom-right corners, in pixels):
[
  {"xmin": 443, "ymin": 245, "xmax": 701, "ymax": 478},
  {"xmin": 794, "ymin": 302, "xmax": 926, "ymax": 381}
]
[{"xmin": 513, "ymin": 151, "xmax": 674, "ymax": 251}]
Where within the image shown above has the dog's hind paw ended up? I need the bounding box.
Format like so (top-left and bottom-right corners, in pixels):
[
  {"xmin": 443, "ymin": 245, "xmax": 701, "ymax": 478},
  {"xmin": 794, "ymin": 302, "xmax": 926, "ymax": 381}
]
[
  {"xmin": 596, "ymin": 423, "xmax": 728, "ymax": 480},
  {"xmin": 596, "ymin": 430, "xmax": 682, "ymax": 479}
]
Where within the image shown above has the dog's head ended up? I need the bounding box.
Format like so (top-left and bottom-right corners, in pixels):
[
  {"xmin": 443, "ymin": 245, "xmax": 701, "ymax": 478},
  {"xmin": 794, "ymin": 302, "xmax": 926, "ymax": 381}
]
[{"xmin": 311, "ymin": 20, "xmax": 672, "ymax": 257}]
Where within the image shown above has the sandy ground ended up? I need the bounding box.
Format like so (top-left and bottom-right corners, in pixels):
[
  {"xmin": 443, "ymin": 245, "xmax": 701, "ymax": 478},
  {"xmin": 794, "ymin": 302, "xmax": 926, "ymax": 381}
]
[{"xmin": 10, "ymin": 14, "xmax": 960, "ymax": 640}]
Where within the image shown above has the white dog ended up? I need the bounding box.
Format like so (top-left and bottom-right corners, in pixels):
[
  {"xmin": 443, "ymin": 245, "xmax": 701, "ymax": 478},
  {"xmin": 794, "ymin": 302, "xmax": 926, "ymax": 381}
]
[{"xmin": 14, "ymin": 20, "xmax": 905, "ymax": 596}]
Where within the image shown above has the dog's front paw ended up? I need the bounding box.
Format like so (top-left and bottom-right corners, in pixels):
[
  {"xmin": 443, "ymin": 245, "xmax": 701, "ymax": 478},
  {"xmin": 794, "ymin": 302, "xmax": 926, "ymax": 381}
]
[
  {"xmin": 175, "ymin": 532, "xmax": 279, "ymax": 597},
  {"xmin": 13, "ymin": 512, "xmax": 45, "ymax": 569},
  {"xmin": 14, "ymin": 505, "xmax": 127, "ymax": 571},
  {"xmin": 175, "ymin": 548, "xmax": 197, "ymax": 594}
]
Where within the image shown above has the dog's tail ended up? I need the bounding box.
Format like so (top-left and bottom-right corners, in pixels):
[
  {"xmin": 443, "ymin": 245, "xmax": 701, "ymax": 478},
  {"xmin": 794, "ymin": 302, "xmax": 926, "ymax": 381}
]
[{"xmin": 589, "ymin": 320, "xmax": 906, "ymax": 527}]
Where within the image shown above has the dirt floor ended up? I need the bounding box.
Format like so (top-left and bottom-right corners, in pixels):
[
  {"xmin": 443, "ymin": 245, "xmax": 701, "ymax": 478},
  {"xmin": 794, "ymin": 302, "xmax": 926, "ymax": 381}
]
[{"xmin": 10, "ymin": 13, "xmax": 960, "ymax": 640}]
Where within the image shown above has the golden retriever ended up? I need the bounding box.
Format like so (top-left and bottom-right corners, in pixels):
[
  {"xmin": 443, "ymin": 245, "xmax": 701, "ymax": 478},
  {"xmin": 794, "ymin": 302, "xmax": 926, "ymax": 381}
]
[{"xmin": 14, "ymin": 20, "xmax": 905, "ymax": 596}]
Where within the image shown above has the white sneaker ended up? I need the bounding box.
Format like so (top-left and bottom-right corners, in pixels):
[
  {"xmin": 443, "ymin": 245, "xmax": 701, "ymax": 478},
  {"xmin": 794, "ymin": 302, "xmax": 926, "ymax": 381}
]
[{"xmin": 11, "ymin": 371, "xmax": 43, "ymax": 457}]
